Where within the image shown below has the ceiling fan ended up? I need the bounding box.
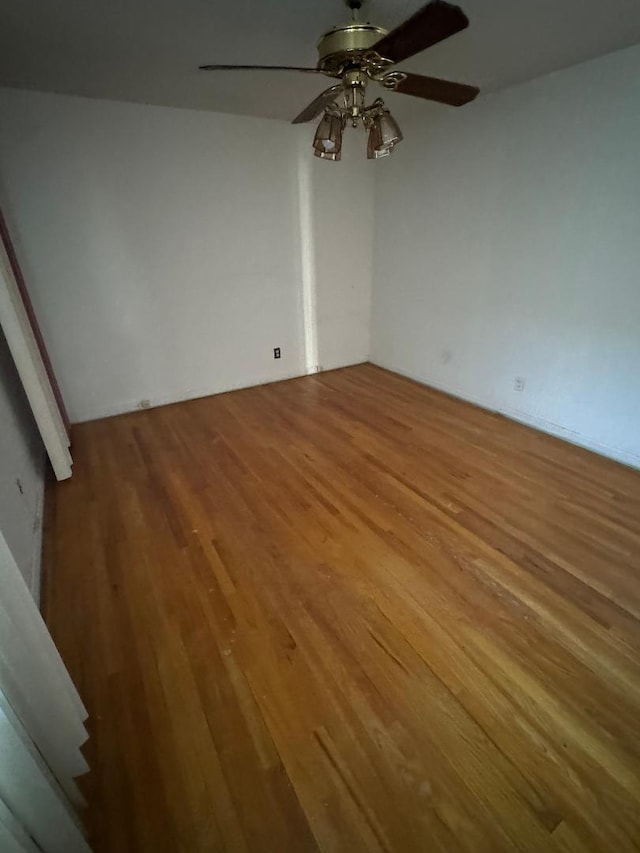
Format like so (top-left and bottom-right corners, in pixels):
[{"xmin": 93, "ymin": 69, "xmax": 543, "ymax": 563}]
[{"xmin": 200, "ymin": 0, "xmax": 479, "ymax": 160}]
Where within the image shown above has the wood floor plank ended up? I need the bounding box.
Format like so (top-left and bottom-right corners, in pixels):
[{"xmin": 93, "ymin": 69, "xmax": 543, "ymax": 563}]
[{"xmin": 43, "ymin": 364, "xmax": 640, "ymax": 852}]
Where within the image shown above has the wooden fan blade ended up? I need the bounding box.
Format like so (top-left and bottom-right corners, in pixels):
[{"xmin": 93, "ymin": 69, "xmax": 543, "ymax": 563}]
[
  {"xmin": 292, "ymin": 84, "xmax": 344, "ymax": 125},
  {"xmin": 199, "ymin": 64, "xmax": 323, "ymax": 73},
  {"xmin": 372, "ymin": 1, "xmax": 469, "ymax": 64},
  {"xmin": 387, "ymin": 72, "xmax": 478, "ymax": 106}
]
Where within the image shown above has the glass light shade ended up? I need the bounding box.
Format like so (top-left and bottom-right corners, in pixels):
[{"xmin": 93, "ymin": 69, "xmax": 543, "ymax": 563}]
[
  {"xmin": 377, "ymin": 111, "xmax": 403, "ymax": 148},
  {"xmin": 367, "ymin": 109, "xmax": 403, "ymax": 159},
  {"xmin": 367, "ymin": 121, "xmax": 391, "ymax": 159},
  {"xmin": 313, "ymin": 113, "xmax": 343, "ymax": 158}
]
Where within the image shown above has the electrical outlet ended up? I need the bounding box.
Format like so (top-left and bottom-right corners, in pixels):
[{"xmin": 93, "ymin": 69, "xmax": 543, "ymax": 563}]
[
  {"xmin": 514, "ymin": 377, "xmax": 525, "ymax": 392},
  {"xmin": 273, "ymin": 347, "xmax": 281, "ymax": 359},
  {"xmin": 138, "ymin": 399, "xmax": 151, "ymax": 409}
]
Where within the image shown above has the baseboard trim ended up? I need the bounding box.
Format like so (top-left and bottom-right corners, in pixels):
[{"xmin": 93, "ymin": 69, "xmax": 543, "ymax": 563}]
[
  {"xmin": 316, "ymin": 358, "xmax": 369, "ymax": 374},
  {"xmin": 74, "ymin": 361, "xmax": 371, "ymax": 425},
  {"xmin": 369, "ymin": 360, "xmax": 640, "ymax": 471},
  {"xmin": 73, "ymin": 368, "xmax": 309, "ymax": 423}
]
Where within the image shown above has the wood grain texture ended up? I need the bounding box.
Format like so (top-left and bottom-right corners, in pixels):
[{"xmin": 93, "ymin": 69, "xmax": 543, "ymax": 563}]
[{"xmin": 43, "ymin": 364, "xmax": 640, "ymax": 852}]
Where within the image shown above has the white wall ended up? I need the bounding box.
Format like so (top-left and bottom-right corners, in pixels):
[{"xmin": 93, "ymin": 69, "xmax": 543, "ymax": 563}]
[
  {"xmin": 0, "ymin": 326, "xmax": 45, "ymax": 601},
  {"xmin": 0, "ymin": 88, "xmax": 373, "ymax": 422},
  {"xmin": 308, "ymin": 129, "xmax": 374, "ymax": 371},
  {"xmin": 6, "ymin": 47, "xmax": 637, "ymax": 469},
  {"xmin": 0, "ymin": 90, "xmax": 305, "ymax": 422},
  {"xmin": 371, "ymin": 44, "xmax": 640, "ymax": 469}
]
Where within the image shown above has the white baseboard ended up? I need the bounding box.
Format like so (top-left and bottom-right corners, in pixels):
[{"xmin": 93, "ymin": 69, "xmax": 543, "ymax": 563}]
[
  {"xmin": 370, "ymin": 359, "xmax": 640, "ymax": 471},
  {"xmin": 315, "ymin": 358, "xmax": 369, "ymax": 374},
  {"xmin": 75, "ymin": 361, "xmax": 372, "ymax": 424},
  {"xmin": 74, "ymin": 368, "xmax": 309, "ymax": 423}
]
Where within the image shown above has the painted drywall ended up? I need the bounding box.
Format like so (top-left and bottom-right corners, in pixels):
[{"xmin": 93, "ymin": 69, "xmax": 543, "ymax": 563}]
[
  {"xmin": 0, "ymin": 89, "xmax": 310, "ymax": 422},
  {"xmin": 0, "ymin": 325, "xmax": 45, "ymax": 601},
  {"xmin": 307, "ymin": 129, "xmax": 374, "ymax": 372},
  {"xmin": 0, "ymin": 88, "xmax": 374, "ymax": 422},
  {"xmin": 371, "ymin": 44, "xmax": 640, "ymax": 469}
]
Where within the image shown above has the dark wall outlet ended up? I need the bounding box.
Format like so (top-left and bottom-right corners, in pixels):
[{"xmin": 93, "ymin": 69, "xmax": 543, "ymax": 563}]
[{"xmin": 273, "ymin": 347, "xmax": 281, "ymax": 359}]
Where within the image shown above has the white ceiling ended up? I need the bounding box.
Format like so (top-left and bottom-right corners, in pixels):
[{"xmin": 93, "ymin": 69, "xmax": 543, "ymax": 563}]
[{"xmin": 1, "ymin": 0, "xmax": 640, "ymax": 123}]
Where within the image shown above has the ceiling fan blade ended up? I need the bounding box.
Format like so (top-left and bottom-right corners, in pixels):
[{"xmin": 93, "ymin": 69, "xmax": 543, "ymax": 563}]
[
  {"xmin": 292, "ymin": 84, "xmax": 344, "ymax": 125},
  {"xmin": 372, "ymin": 0, "xmax": 469, "ymax": 65},
  {"xmin": 199, "ymin": 64, "xmax": 323, "ymax": 73},
  {"xmin": 386, "ymin": 72, "xmax": 479, "ymax": 106}
]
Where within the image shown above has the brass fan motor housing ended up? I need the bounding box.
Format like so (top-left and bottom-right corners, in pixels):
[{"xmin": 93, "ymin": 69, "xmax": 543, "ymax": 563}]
[{"xmin": 316, "ymin": 23, "xmax": 389, "ymax": 75}]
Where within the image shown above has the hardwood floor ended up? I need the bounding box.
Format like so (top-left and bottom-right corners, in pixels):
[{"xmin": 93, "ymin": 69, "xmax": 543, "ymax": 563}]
[{"xmin": 43, "ymin": 363, "xmax": 640, "ymax": 852}]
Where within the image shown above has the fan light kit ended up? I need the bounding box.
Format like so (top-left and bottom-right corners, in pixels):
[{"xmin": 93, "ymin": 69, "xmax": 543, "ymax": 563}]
[{"xmin": 200, "ymin": 0, "xmax": 479, "ymax": 161}]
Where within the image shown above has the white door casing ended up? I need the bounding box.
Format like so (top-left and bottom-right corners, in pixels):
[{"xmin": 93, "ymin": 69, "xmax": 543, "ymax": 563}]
[
  {"xmin": 0, "ymin": 239, "xmax": 71, "ymax": 480},
  {"xmin": 0, "ymin": 529, "xmax": 89, "ymax": 851}
]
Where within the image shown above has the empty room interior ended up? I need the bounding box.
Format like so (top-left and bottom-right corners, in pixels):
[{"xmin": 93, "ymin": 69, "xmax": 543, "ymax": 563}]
[{"xmin": 1, "ymin": 0, "xmax": 640, "ymax": 851}]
